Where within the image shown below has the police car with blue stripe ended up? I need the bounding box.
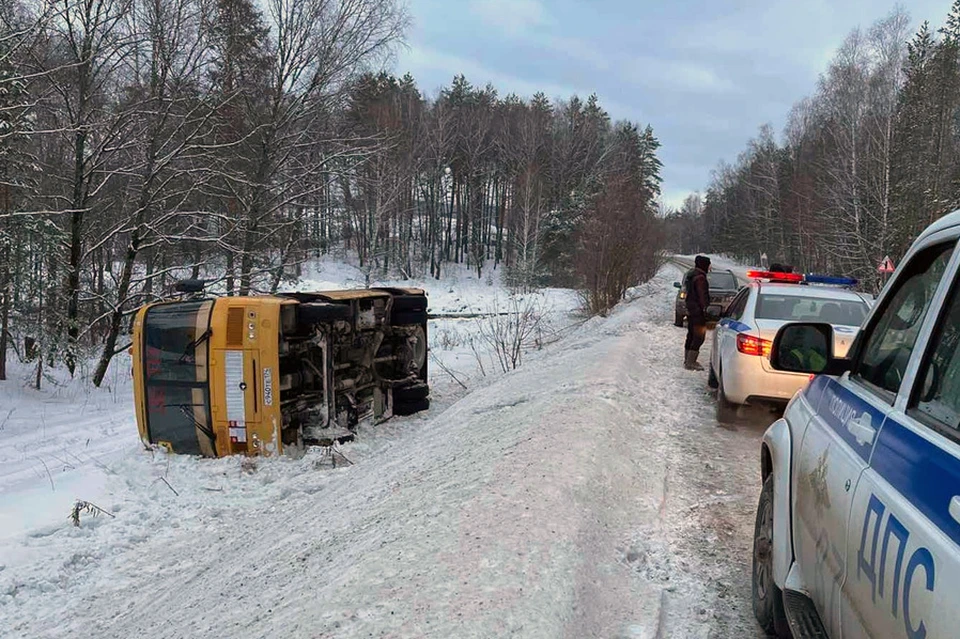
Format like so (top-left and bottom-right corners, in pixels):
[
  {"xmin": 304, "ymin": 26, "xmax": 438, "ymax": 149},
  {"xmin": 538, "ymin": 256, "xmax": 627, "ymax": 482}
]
[
  {"xmin": 710, "ymin": 270, "xmax": 871, "ymax": 422},
  {"xmin": 752, "ymin": 211, "xmax": 960, "ymax": 638}
]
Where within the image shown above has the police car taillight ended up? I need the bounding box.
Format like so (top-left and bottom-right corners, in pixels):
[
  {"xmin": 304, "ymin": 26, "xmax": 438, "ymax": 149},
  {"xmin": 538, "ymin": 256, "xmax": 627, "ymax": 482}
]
[
  {"xmin": 737, "ymin": 333, "xmax": 772, "ymax": 357},
  {"xmin": 746, "ymin": 270, "xmax": 804, "ymax": 284}
]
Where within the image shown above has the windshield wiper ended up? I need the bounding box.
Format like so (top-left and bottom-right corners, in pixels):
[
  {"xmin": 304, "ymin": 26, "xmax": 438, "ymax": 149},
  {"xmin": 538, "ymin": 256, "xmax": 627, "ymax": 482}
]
[
  {"xmin": 171, "ymin": 403, "xmax": 217, "ymax": 444},
  {"xmin": 178, "ymin": 328, "xmax": 212, "ymax": 364}
]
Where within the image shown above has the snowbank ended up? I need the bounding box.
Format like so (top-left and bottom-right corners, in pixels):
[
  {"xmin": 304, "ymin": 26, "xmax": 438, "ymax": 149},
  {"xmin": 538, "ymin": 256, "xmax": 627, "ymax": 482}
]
[{"xmin": 0, "ymin": 359, "xmax": 137, "ymax": 545}]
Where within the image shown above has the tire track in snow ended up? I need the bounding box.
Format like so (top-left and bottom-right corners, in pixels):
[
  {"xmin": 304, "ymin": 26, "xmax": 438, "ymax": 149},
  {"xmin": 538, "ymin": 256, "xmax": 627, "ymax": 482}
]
[{"xmin": 650, "ymin": 266, "xmax": 770, "ymax": 638}]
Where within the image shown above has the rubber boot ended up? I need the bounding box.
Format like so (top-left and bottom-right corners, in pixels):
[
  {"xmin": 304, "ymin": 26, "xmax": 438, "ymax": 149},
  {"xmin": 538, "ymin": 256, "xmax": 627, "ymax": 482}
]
[
  {"xmin": 685, "ymin": 350, "xmax": 704, "ymax": 371},
  {"xmin": 690, "ymin": 349, "xmax": 704, "ymax": 371}
]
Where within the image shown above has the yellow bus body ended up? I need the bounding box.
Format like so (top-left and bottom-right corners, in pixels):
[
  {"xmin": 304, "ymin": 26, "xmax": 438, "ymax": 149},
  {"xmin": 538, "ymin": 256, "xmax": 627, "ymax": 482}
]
[{"xmin": 132, "ymin": 288, "xmax": 429, "ymax": 458}]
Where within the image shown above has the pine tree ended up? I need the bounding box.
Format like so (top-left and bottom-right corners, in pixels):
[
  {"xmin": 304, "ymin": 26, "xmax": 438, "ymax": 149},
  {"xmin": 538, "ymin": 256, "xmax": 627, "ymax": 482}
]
[
  {"xmin": 205, "ymin": 0, "xmax": 272, "ymax": 295},
  {"xmin": 928, "ymin": 1, "xmax": 960, "ymax": 219},
  {"xmin": 892, "ymin": 22, "xmax": 937, "ymax": 250}
]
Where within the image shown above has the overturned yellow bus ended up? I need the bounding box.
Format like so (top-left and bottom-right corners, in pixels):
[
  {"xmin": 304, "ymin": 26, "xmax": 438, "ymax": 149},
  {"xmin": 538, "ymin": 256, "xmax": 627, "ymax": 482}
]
[{"xmin": 131, "ymin": 283, "xmax": 429, "ymax": 457}]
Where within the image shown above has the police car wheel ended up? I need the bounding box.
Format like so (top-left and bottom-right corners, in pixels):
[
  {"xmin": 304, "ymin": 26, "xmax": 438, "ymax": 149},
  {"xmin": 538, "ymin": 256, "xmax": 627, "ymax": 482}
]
[
  {"xmin": 716, "ymin": 373, "xmax": 737, "ymax": 423},
  {"xmin": 752, "ymin": 476, "xmax": 789, "ymax": 637}
]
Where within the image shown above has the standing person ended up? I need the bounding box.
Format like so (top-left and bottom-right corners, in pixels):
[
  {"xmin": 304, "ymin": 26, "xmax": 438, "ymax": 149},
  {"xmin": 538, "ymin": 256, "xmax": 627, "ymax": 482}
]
[{"xmin": 684, "ymin": 255, "xmax": 711, "ymax": 370}]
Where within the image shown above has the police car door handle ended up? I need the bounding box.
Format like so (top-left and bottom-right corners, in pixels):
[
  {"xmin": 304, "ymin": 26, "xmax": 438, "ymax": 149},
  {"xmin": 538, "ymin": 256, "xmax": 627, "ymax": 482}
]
[
  {"xmin": 950, "ymin": 496, "xmax": 960, "ymax": 525},
  {"xmin": 845, "ymin": 414, "xmax": 876, "ymax": 446}
]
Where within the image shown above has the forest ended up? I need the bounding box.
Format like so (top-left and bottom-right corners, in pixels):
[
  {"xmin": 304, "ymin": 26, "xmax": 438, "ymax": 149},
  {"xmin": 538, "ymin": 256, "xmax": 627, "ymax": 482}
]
[
  {"xmin": 672, "ymin": 2, "xmax": 960, "ymax": 288},
  {"xmin": 0, "ymin": 0, "xmax": 665, "ymax": 385}
]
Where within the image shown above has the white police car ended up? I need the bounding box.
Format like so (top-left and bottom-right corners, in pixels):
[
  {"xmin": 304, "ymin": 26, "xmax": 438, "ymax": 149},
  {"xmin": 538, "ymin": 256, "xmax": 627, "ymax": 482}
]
[
  {"xmin": 752, "ymin": 211, "xmax": 960, "ymax": 638},
  {"xmin": 709, "ymin": 271, "xmax": 871, "ymax": 421}
]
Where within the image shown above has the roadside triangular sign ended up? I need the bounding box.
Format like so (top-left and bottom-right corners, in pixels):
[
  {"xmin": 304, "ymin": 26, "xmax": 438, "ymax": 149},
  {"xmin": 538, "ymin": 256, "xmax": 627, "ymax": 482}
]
[{"xmin": 878, "ymin": 256, "xmax": 895, "ymax": 274}]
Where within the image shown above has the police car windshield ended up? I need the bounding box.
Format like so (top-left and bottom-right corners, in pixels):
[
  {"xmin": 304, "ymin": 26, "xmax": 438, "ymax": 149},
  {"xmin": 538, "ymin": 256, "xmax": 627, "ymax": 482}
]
[
  {"xmin": 756, "ymin": 293, "xmax": 868, "ymax": 326},
  {"xmin": 707, "ymin": 272, "xmax": 737, "ymax": 290}
]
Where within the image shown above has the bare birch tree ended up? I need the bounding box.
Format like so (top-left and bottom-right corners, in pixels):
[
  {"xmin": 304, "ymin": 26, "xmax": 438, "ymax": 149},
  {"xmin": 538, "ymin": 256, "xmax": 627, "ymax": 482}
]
[{"xmin": 89, "ymin": 0, "xmax": 220, "ymax": 385}]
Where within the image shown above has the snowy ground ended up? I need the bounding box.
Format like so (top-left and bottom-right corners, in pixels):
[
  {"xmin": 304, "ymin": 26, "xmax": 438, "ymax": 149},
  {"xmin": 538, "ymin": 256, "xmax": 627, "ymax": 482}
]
[
  {"xmin": 0, "ymin": 262, "xmax": 772, "ymax": 638},
  {"xmin": 0, "ymin": 360, "xmax": 135, "ymax": 544}
]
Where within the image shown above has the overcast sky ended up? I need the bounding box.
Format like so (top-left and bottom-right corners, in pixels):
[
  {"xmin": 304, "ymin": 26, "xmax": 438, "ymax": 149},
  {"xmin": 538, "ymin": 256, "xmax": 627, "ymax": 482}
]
[{"xmin": 394, "ymin": 0, "xmax": 952, "ymax": 208}]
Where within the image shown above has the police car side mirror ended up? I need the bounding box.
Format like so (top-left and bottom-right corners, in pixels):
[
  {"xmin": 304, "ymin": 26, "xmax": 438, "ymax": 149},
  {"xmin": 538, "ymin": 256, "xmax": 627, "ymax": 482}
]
[
  {"xmin": 705, "ymin": 304, "xmax": 723, "ymax": 321},
  {"xmin": 673, "ymin": 282, "xmax": 682, "ymax": 289},
  {"xmin": 769, "ymin": 323, "xmax": 851, "ymax": 376}
]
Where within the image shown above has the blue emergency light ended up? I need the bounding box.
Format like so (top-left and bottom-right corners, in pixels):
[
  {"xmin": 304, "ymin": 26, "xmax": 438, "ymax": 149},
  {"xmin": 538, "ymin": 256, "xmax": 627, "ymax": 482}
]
[{"xmin": 803, "ymin": 274, "xmax": 858, "ymax": 287}]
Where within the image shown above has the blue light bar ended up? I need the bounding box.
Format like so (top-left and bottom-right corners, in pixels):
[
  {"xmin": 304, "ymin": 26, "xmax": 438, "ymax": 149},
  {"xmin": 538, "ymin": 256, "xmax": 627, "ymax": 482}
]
[{"xmin": 804, "ymin": 274, "xmax": 858, "ymax": 286}]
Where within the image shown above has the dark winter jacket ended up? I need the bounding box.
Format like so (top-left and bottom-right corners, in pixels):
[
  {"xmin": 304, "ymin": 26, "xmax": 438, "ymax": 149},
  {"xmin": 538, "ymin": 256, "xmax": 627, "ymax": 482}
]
[{"xmin": 685, "ymin": 256, "xmax": 711, "ymax": 321}]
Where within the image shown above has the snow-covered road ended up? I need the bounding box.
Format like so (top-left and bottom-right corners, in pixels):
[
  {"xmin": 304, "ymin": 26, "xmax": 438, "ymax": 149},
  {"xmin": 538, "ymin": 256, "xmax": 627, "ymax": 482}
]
[{"xmin": 1, "ymin": 266, "xmax": 771, "ymax": 638}]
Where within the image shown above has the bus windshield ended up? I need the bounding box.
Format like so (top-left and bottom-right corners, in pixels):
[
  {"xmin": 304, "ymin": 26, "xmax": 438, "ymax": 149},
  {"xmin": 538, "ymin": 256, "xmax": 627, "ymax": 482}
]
[{"xmin": 142, "ymin": 300, "xmax": 214, "ymax": 455}]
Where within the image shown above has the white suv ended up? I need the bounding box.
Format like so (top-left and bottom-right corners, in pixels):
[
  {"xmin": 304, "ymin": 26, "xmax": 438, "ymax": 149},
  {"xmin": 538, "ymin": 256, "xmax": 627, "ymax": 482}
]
[{"xmin": 753, "ymin": 211, "xmax": 960, "ymax": 638}]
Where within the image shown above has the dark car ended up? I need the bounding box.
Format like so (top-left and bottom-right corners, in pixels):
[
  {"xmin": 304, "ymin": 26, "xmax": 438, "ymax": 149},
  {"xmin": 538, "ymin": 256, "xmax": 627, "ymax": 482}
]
[{"xmin": 674, "ymin": 268, "xmax": 741, "ymax": 326}]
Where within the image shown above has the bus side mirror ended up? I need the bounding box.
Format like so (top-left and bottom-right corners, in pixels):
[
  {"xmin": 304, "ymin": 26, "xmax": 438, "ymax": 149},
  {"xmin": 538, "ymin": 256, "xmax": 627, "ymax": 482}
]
[
  {"xmin": 174, "ymin": 279, "xmax": 205, "ymax": 294},
  {"xmin": 770, "ymin": 323, "xmax": 851, "ymax": 376}
]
